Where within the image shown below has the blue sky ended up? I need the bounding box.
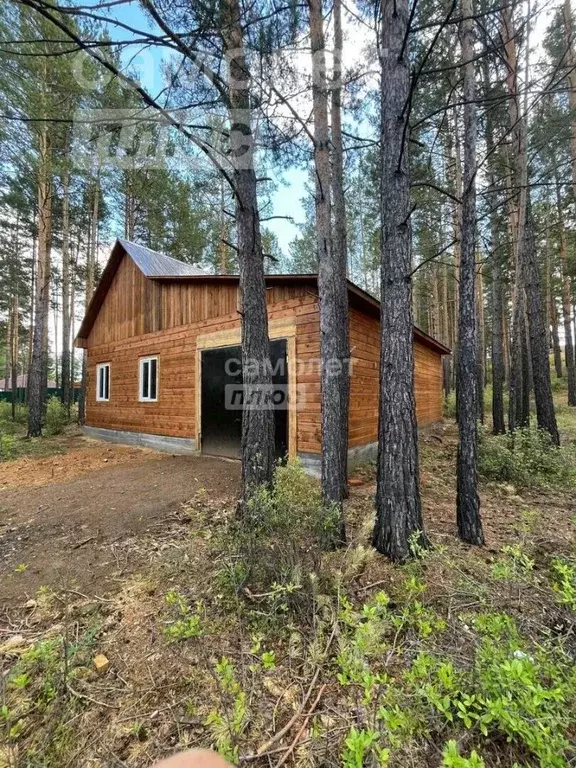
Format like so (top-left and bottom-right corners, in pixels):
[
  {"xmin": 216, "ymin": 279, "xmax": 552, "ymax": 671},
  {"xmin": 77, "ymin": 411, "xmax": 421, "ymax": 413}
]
[{"xmin": 92, "ymin": 0, "xmax": 305, "ymax": 251}]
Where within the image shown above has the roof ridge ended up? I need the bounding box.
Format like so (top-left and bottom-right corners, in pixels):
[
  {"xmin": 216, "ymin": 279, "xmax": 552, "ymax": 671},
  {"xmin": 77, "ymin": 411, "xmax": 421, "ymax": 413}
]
[{"xmin": 117, "ymin": 239, "xmax": 206, "ymax": 277}]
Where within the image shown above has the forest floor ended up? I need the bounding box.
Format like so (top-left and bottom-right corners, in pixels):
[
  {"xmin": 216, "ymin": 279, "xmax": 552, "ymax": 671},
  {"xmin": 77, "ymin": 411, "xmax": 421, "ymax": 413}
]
[
  {"xmin": 1, "ymin": 397, "xmax": 576, "ymax": 767},
  {"xmin": 0, "ymin": 438, "xmax": 239, "ymax": 602}
]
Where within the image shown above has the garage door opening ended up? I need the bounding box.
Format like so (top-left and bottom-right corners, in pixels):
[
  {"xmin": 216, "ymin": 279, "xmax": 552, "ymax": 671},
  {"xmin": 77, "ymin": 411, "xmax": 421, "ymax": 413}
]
[{"xmin": 200, "ymin": 339, "xmax": 288, "ymax": 460}]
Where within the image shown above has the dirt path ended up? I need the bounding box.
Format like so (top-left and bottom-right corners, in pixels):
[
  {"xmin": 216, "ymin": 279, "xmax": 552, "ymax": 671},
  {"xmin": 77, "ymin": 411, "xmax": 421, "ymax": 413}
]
[{"xmin": 0, "ymin": 439, "xmax": 239, "ymax": 605}]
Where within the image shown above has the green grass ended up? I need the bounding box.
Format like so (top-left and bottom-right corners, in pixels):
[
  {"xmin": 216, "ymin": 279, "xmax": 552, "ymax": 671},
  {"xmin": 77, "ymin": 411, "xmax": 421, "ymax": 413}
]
[{"xmin": 0, "ymin": 400, "xmax": 77, "ymax": 462}]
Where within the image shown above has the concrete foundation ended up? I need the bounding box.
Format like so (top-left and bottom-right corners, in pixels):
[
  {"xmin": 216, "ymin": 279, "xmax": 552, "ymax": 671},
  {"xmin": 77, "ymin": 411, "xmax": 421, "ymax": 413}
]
[
  {"xmin": 298, "ymin": 442, "xmax": 378, "ymax": 478},
  {"xmin": 83, "ymin": 426, "xmax": 197, "ymax": 455}
]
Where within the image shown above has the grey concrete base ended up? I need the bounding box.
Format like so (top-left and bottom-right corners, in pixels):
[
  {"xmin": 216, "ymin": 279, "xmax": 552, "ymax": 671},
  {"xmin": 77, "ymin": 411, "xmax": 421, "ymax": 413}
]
[
  {"xmin": 347, "ymin": 441, "xmax": 377, "ymax": 472},
  {"xmin": 297, "ymin": 452, "xmax": 322, "ymax": 477},
  {"xmin": 83, "ymin": 426, "xmax": 197, "ymax": 455},
  {"xmin": 298, "ymin": 442, "xmax": 378, "ymax": 478}
]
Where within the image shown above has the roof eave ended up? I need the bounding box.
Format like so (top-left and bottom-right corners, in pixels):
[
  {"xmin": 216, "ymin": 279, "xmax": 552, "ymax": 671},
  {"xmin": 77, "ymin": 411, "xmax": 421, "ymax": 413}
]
[{"xmin": 75, "ymin": 246, "xmax": 451, "ymax": 356}]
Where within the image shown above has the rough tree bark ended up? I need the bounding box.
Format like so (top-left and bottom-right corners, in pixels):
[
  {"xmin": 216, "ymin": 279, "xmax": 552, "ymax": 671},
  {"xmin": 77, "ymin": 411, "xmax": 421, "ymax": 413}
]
[
  {"xmin": 223, "ymin": 0, "xmax": 275, "ymax": 502},
  {"xmin": 372, "ymin": 0, "xmax": 427, "ymax": 561},
  {"xmin": 308, "ymin": 0, "xmax": 349, "ymax": 538},
  {"xmin": 554, "ymin": 173, "xmax": 576, "ymax": 405},
  {"xmin": 550, "ymin": 296, "xmax": 563, "ymax": 378},
  {"xmin": 456, "ymin": 0, "xmax": 484, "ymax": 545},
  {"xmin": 79, "ymin": 178, "xmax": 99, "ymax": 425},
  {"xmin": 61, "ymin": 165, "xmax": 72, "ymax": 413},
  {"xmin": 522, "ymin": 196, "xmax": 560, "ymax": 444},
  {"xmin": 442, "ymin": 261, "xmax": 452, "ymax": 399},
  {"xmin": 491, "ymin": 256, "xmax": 506, "ymax": 434},
  {"xmin": 545, "ymin": 217, "xmax": 563, "ymax": 379},
  {"xmin": 124, "ymin": 167, "xmax": 136, "ymax": 241},
  {"xmin": 4, "ymin": 315, "xmax": 11, "ymax": 391},
  {"xmin": 26, "ymin": 229, "xmax": 36, "ymax": 401},
  {"xmin": 503, "ymin": 5, "xmax": 530, "ymax": 432},
  {"xmin": 476, "ymin": 255, "xmax": 485, "ymax": 423},
  {"xmin": 446, "ymin": 113, "xmax": 462, "ymax": 391},
  {"xmin": 482, "ymin": 68, "xmax": 506, "ymax": 435},
  {"xmin": 28, "ymin": 127, "xmax": 52, "ymax": 437},
  {"xmin": 11, "ymin": 293, "xmax": 19, "ymax": 420}
]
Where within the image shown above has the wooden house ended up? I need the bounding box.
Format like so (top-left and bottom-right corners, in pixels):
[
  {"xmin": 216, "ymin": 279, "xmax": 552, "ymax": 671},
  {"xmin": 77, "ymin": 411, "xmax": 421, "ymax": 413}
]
[{"xmin": 76, "ymin": 240, "xmax": 449, "ymax": 474}]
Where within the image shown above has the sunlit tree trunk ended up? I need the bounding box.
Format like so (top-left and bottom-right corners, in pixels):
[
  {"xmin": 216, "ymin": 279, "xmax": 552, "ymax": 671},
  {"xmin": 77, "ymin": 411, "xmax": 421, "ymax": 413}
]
[
  {"xmin": 373, "ymin": 0, "xmax": 427, "ymax": 560},
  {"xmin": 28, "ymin": 127, "xmax": 52, "ymax": 437},
  {"xmin": 222, "ymin": 0, "xmax": 276, "ymax": 503},
  {"xmin": 456, "ymin": 0, "xmax": 484, "ymax": 545},
  {"xmin": 61, "ymin": 165, "xmax": 72, "ymax": 412},
  {"xmin": 79, "ymin": 177, "xmax": 99, "ymax": 425},
  {"xmin": 309, "ymin": 0, "xmax": 349, "ymax": 540}
]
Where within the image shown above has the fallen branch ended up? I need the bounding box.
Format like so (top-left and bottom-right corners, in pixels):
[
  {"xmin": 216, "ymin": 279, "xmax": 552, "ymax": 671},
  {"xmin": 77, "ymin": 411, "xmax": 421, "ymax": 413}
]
[
  {"xmin": 67, "ymin": 683, "xmax": 118, "ymax": 709},
  {"xmin": 248, "ymin": 667, "xmax": 321, "ymax": 759},
  {"xmin": 72, "ymin": 536, "xmax": 96, "ymax": 549},
  {"xmin": 243, "ymin": 618, "xmax": 338, "ymax": 761},
  {"xmin": 273, "ymin": 683, "xmax": 327, "ymax": 768}
]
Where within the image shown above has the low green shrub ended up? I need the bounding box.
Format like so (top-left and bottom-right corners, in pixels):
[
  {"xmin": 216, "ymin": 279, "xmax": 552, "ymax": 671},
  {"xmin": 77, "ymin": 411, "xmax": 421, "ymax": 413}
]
[
  {"xmin": 217, "ymin": 459, "xmax": 340, "ymax": 621},
  {"xmin": 444, "ymin": 392, "xmax": 457, "ymax": 420},
  {"xmin": 335, "ymin": 584, "xmax": 576, "ymax": 768},
  {"xmin": 0, "ymin": 401, "xmax": 27, "ymax": 433},
  {"xmin": 551, "ymin": 376, "xmax": 568, "ymax": 393},
  {"xmin": 0, "ymin": 432, "xmax": 16, "ymax": 460},
  {"xmin": 44, "ymin": 396, "xmax": 68, "ymax": 436},
  {"xmin": 478, "ymin": 427, "xmax": 576, "ymax": 488}
]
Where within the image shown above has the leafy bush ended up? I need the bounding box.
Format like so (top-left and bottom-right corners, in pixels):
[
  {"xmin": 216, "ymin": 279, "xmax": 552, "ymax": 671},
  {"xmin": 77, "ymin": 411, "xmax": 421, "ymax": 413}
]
[
  {"xmin": 0, "ymin": 401, "xmax": 27, "ymax": 433},
  {"xmin": 218, "ymin": 459, "xmax": 340, "ymax": 620},
  {"xmin": 551, "ymin": 376, "xmax": 568, "ymax": 393},
  {"xmin": 550, "ymin": 557, "xmax": 576, "ymax": 611},
  {"xmin": 0, "ymin": 433, "xmax": 16, "ymax": 460},
  {"xmin": 444, "ymin": 392, "xmax": 457, "ymax": 420},
  {"xmin": 335, "ymin": 584, "xmax": 576, "ymax": 768},
  {"xmin": 478, "ymin": 427, "xmax": 576, "ymax": 488},
  {"xmin": 162, "ymin": 590, "xmax": 204, "ymax": 642},
  {"xmin": 44, "ymin": 396, "xmax": 68, "ymax": 436}
]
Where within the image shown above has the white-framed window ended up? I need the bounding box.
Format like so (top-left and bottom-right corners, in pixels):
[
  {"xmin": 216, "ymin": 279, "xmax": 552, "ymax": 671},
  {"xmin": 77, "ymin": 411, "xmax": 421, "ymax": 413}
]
[
  {"xmin": 96, "ymin": 363, "xmax": 110, "ymax": 402},
  {"xmin": 139, "ymin": 356, "xmax": 158, "ymax": 402}
]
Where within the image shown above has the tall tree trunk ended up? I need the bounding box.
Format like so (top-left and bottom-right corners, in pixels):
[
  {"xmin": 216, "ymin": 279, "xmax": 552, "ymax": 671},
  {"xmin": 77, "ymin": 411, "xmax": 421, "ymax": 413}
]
[
  {"xmin": 442, "ymin": 260, "xmax": 452, "ymax": 399},
  {"xmin": 476, "ymin": 254, "xmax": 485, "ymax": 422},
  {"xmin": 27, "ymin": 227, "xmax": 36, "ymax": 401},
  {"xmin": 456, "ymin": 0, "xmax": 484, "ymax": 546},
  {"xmin": 11, "ymin": 293, "xmax": 19, "ymax": 420},
  {"xmin": 563, "ymin": 0, "xmax": 576, "ymax": 223},
  {"xmin": 223, "ymin": 0, "xmax": 275, "ymax": 502},
  {"xmin": 307, "ymin": 0, "xmax": 350, "ymax": 534},
  {"xmin": 503, "ymin": 5, "xmax": 530, "ymax": 431},
  {"xmin": 447, "ymin": 113, "xmax": 462, "ymax": 391},
  {"xmin": 219, "ymin": 175, "xmax": 229, "ymax": 274},
  {"xmin": 5, "ymin": 312, "xmax": 11, "ymax": 390},
  {"xmin": 372, "ymin": 0, "xmax": 426, "ymax": 561},
  {"xmin": 124, "ymin": 168, "xmax": 136, "ymax": 240},
  {"xmin": 523, "ymin": 196, "xmax": 559, "ymax": 443},
  {"xmin": 554, "ymin": 175, "xmax": 576, "ymax": 405},
  {"xmin": 79, "ymin": 179, "xmax": 99, "ymax": 424},
  {"xmin": 491, "ymin": 258, "xmax": 506, "ymax": 434},
  {"xmin": 70, "ymin": 233, "xmax": 79, "ymax": 400},
  {"xmin": 61, "ymin": 166, "xmax": 72, "ymax": 412},
  {"xmin": 548, "ymin": 246, "xmax": 563, "ymax": 379},
  {"xmin": 545, "ymin": 218, "xmax": 563, "ymax": 379},
  {"xmin": 431, "ymin": 266, "xmax": 441, "ymax": 340},
  {"xmin": 28, "ymin": 128, "xmax": 52, "ymax": 437},
  {"xmin": 53, "ymin": 282, "xmax": 59, "ymax": 390},
  {"xmin": 482, "ymin": 63, "xmax": 506, "ymax": 435}
]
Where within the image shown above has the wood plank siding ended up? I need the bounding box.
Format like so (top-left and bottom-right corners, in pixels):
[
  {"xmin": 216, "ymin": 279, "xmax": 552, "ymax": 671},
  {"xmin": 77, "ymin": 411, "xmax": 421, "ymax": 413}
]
[{"xmin": 83, "ymin": 249, "xmax": 445, "ymax": 457}]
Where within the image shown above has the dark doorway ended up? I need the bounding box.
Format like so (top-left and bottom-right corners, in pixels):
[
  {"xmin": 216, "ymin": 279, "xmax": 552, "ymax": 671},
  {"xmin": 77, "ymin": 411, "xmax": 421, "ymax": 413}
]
[{"xmin": 200, "ymin": 339, "xmax": 288, "ymax": 460}]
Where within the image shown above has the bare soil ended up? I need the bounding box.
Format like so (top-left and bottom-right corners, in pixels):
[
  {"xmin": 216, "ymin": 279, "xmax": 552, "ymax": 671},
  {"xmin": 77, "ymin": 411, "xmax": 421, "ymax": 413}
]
[
  {"xmin": 0, "ymin": 423, "xmax": 575, "ymax": 766},
  {"xmin": 0, "ymin": 437, "xmax": 239, "ymax": 605}
]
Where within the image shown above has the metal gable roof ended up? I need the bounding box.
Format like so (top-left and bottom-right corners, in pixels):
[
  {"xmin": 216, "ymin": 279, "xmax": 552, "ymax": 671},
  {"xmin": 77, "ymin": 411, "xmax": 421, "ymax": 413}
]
[
  {"xmin": 76, "ymin": 240, "xmax": 450, "ymax": 356},
  {"xmin": 118, "ymin": 239, "xmax": 206, "ymax": 277}
]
